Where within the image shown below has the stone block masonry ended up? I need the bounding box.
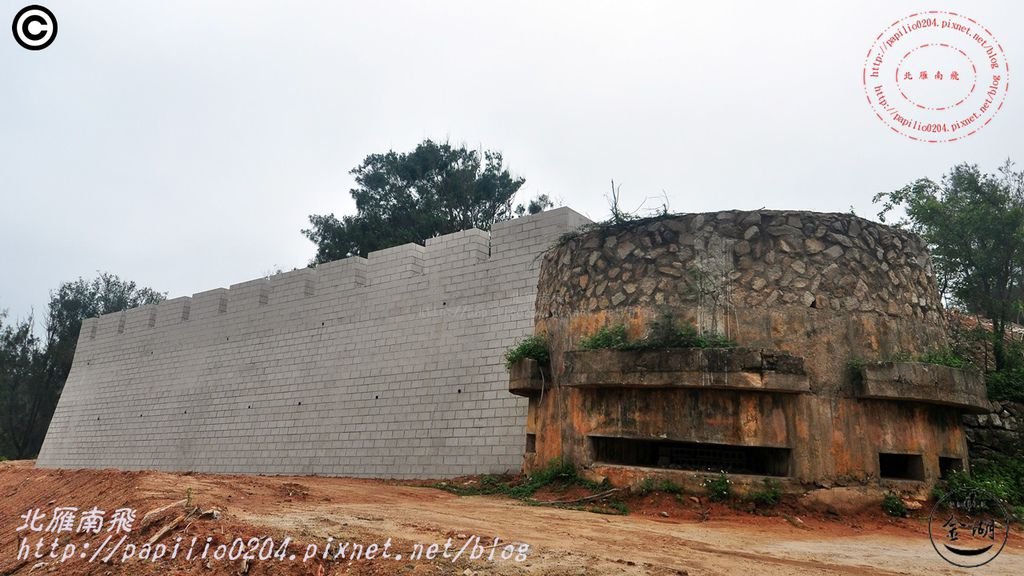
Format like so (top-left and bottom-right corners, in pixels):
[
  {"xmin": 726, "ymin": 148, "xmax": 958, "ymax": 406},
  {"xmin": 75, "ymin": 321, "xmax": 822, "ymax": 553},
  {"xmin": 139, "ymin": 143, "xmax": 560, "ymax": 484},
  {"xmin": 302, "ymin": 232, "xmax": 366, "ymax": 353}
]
[
  {"xmin": 36, "ymin": 208, "xmax": 591, "ymax": 478},
  {"xmin": 963, "ymin": 401, "xmax": 1024, "ymax": 467},
  {"xmin": 528, "ymin": 211, "xmax": 978, "ymax": 490}
]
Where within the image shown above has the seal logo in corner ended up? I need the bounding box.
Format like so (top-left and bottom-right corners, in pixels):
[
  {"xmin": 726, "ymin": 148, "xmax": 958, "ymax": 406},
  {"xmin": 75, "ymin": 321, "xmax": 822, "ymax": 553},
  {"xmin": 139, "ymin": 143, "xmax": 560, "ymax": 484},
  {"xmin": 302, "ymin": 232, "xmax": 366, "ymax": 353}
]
[
  {"xmin": 862, "ymin": 12, "xmax": 1009, "ymax": 143},
  {"xmin": 928, "ymin": 486, "xmax": 1010, "ymax": 568}
]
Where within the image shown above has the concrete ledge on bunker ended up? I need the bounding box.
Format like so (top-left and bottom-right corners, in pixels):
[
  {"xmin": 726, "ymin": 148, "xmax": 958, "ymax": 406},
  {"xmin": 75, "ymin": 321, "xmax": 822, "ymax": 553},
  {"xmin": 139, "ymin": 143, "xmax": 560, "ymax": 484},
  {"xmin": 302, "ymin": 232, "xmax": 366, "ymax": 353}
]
[
  {"xmin": 859, "ymin": 361, "xmax": 991, "ymax": 413},
  {"xmin": 562, "ymin": 348, "xmax": 809, "ymax": 393},
  {"xmin": 508, "ymin": 358, "xmax": 551, "ymax": 397}
]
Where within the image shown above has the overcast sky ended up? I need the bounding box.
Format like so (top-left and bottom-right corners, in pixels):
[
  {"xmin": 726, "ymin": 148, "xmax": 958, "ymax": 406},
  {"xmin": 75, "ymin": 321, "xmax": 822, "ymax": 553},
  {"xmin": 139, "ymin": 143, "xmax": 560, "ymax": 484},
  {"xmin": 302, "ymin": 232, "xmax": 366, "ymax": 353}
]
[{"xmin": 2, "ymin": 0, "xmax": 1022, "ymax": 325}]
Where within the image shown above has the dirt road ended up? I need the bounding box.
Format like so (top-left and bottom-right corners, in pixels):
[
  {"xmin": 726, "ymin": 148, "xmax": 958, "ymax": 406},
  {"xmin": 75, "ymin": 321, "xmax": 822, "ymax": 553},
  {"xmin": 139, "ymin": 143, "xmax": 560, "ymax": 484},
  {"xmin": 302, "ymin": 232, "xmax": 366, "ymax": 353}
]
[{"xmin": 0, "ymin": 461, "xmax": 1020, "ymax": 575}]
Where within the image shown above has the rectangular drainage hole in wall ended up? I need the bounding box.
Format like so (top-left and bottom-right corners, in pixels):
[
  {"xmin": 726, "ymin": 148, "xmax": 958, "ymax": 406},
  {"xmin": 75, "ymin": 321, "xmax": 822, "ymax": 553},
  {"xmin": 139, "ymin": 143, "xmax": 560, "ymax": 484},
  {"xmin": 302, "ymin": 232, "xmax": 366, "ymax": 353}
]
[
  {"xmin": 525, "ymin": 434, "xmax": 536, "ymax": 454},
  {"xmin": 939, "ymin": 456, "xmax": 964, "ymax": 479},
  {"xmin": 879, "ymin": 452, "xmax": 925, "ymax": 481},
  {"xmin": 590, "ymin": 436, "xmax": 790, "ymax": 477}
]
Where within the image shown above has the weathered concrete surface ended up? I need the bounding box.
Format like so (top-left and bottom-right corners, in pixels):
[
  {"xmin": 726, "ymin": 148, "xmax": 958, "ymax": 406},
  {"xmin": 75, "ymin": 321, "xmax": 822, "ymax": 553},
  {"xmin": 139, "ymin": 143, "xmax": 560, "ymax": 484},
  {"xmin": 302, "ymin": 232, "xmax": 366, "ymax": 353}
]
[
  {"xmin": 562, "ymin": 348, "xmax": 809, "ymax": 392},
  {"xmin": 587, "ymin": 464, "xmax": 809, "ymax": 496},
  {"xmin": 798, "ymin": 486, "xmax": 887, "ymax": 515},
  {"xmin": 37, "ymin": 208, "xmax": 591, "ymax": 478},
  {"xmin": 859, "ymin": 361, "xmax": 990, "ymax": 412},
  {"xmin": 508, "ymin": 358, "xmax": 549, "ymax": 397},
  {"xmin": 524, "ymin": 210, "xmax": 983, "ymax": 489}
]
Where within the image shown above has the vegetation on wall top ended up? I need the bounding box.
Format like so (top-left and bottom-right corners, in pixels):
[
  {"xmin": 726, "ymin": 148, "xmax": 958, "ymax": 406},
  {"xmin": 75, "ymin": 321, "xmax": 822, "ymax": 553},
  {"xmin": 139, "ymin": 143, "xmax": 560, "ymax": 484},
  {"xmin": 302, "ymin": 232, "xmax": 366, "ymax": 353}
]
[
  {"xmin": 304, "ymin": 139, "xmax": 552, "ymax": 264},
  {"xmin": 504, "ymin": 334, "xmax": 550, "ymax": 369},
  {"xmin": 578, "ymin": 314, "xmax": 737, "ymax": 351},
  {"xmin": 551, "ymin": 180, "xmax": 673, "ymax": 249},
  {"xmin": 885, "ymin": 347, "xmax": 973, "ymax": 370}
]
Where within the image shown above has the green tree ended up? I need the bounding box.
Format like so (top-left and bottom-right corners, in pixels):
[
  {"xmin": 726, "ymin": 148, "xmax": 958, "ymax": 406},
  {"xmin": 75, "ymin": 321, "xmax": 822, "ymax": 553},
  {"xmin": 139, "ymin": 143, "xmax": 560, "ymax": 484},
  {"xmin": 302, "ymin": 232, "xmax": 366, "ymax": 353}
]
[
  {"xmin": 45, "ymin": 273, "xmax": 165, "ymax": 386},
  {"xmin": 874, "ymin": 160, "xmax": 1024, "ymax": 369},
  {"xmin": 0, "ymin": 273, "xmax": 164, "ymax": 460},
  {"xmin": 514, "ymin": 193, "xmax": 554, "ymax": 217},
  {"xmin": 0, "ymin": 313, "xmax": 48, "ymax": 459},
  {"xmin": 304, "ymin": 139, "xmax": 544, "ymax": 263}
]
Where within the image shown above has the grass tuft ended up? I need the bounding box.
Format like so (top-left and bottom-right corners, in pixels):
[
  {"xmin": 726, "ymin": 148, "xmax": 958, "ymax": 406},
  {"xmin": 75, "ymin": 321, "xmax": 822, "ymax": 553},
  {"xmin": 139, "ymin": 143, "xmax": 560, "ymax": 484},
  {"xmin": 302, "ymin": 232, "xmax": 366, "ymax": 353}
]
[{"xmin": 504, "ymin": 334, "xmax": 550, "ymax": 369}]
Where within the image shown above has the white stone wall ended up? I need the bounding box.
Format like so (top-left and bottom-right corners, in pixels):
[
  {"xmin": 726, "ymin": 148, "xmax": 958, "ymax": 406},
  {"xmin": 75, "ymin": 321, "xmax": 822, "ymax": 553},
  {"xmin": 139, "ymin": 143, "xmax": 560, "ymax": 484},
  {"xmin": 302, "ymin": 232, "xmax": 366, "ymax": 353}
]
[{"xmin": 36, "ymin": 208, "xmax": 589, "ymax": 478}]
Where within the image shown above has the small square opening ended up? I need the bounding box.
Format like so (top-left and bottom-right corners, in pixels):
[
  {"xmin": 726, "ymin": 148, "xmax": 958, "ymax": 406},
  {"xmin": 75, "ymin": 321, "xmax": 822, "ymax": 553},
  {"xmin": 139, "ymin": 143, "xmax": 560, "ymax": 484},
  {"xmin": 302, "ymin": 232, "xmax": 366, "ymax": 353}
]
[
  {"xmin": 525, "ymin": 434, "xmax": 536, "ymax": 454},
  {"xmin": 879, "ymin": 452, "xmax": 924, "ymax": 481},
  {"xmin": 939, "ymin": 456, "xmax": 964, "ymax": 479}
]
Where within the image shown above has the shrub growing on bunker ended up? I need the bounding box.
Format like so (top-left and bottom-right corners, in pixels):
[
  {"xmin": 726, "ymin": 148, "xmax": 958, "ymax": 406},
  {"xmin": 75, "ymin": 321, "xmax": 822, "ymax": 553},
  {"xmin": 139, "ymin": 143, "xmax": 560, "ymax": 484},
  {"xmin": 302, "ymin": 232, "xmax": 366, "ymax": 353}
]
[
  {"xmin": 578, "ymin": 324, "xmax": 630, "ymax": 350},
  {"xmin": 577, "ymin": 314, "xmax": 736, "ymax": 351},
  {"xmin": 504, "ymin": 334, "xmax": 550, "ymax": 369}
]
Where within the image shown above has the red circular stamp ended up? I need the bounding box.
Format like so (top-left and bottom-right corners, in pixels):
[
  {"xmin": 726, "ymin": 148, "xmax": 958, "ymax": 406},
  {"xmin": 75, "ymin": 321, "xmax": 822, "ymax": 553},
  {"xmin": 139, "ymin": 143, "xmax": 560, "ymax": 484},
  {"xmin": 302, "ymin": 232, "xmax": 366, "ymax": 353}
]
[{"xmin": 863, "ymin": 12, "xmax": 1010, "ymax": 143}]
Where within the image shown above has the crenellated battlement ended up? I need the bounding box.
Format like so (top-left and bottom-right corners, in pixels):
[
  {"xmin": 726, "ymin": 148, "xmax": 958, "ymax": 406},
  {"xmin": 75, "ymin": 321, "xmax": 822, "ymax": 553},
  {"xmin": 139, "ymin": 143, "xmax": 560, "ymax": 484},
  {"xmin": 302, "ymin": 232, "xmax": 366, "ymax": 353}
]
[
  {"xmin": 38, "ymin": 207, "xmax": 591, "ymax": 478},
  {"xmin": 80, "ymin": 208, "xmax": 587, "ymax": 344}
]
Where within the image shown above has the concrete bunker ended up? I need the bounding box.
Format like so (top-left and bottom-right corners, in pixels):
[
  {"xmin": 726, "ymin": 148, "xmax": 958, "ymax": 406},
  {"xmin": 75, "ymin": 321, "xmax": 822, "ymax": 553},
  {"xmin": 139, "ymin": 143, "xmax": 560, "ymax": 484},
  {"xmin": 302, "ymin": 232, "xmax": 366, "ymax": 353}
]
[{"xmin": 509, "ymin": 210, "xmax": 990, "ymax": 493}]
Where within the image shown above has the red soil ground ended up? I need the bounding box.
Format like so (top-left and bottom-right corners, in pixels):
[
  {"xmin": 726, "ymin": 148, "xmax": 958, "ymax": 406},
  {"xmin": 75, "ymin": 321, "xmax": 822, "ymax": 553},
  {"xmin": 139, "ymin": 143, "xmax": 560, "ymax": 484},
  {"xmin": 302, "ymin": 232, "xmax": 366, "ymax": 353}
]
[{"xmin": 1, "ymin": 461, "xmax": 1021, "ymax": 575}]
